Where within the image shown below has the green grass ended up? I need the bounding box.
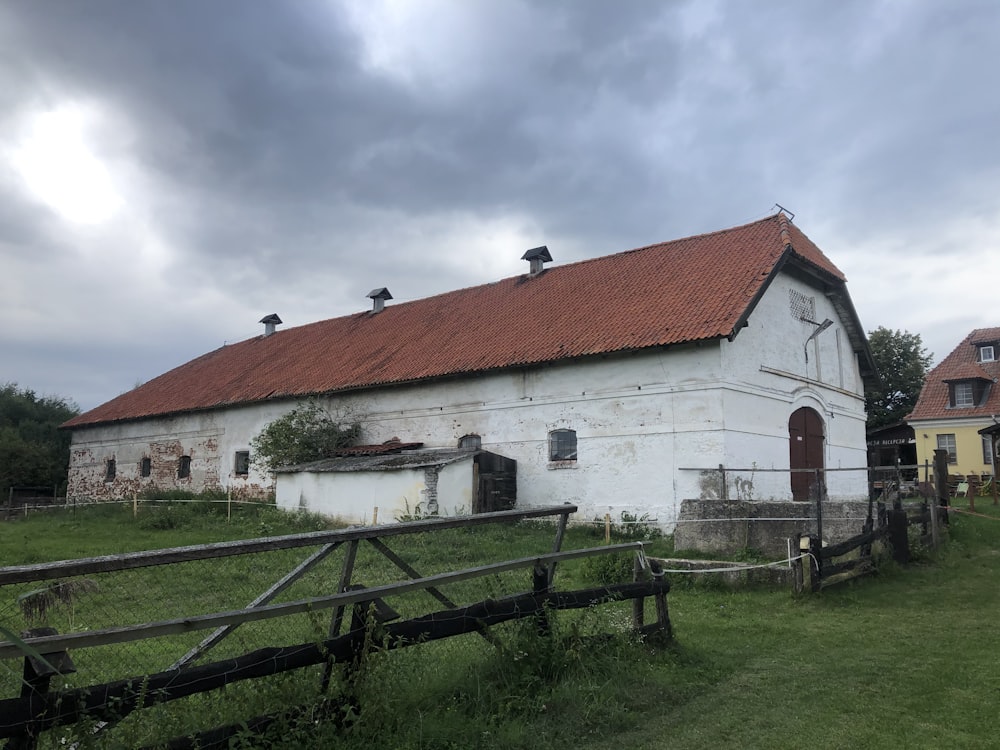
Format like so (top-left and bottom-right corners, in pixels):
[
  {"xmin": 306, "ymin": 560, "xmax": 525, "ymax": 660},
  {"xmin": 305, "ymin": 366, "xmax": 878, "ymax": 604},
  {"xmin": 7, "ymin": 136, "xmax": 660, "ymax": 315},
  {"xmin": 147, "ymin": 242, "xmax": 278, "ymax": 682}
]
[{"xmin": 2, "ymin": 499, "xmax": 999, "ymax": 749}]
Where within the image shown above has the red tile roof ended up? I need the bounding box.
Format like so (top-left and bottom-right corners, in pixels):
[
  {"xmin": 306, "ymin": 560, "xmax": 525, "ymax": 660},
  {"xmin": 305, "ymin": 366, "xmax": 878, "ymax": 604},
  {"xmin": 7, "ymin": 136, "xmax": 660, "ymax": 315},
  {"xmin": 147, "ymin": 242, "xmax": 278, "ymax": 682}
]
[
  {"xmin": 908, "ymin": 327, "xmax": 1000, "ymax": 421},
  {"xmin": 65, "ymin": 214, "xmax": 849, "ymax": 428}
]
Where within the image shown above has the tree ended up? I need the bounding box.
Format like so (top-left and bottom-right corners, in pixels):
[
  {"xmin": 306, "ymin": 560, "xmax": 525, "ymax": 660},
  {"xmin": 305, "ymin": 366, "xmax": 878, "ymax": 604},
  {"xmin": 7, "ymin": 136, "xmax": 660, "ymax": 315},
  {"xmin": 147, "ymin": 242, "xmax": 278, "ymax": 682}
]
[
  {"xmin": 250, "ymin": 399, "xmax": 362, "ymax": 473},
  {"xmin": 865, "ymin": 327, "xmax": 933, "ymax": 430},
  {"xmin": 0, "ymin": 383, "xmax": 80, "ymax": 497}
]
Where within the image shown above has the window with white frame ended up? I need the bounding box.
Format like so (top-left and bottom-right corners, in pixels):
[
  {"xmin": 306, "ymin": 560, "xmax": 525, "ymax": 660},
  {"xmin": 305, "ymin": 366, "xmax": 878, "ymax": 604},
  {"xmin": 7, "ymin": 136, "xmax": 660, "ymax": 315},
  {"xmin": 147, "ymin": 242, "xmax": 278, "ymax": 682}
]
[
  {"xmin": 983, "ymin": 436, "xmax": 994, "ymax": 467},
  {"xmin": 953, "ymin": 382, "xmax": 975, "ymax": 408},
  {"xmin": 937, "ymin": 434, "xmax": 957, "ymax": 464},
  {"xmin": 980, "ymin": 345, "xmax": 995, "ymax": 362}
]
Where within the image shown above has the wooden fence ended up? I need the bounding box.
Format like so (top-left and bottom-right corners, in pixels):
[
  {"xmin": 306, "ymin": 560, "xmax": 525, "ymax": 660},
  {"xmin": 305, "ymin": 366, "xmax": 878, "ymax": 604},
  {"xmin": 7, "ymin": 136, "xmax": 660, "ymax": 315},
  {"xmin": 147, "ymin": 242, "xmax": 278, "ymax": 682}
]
[
  {"xmin": 0, "ymin": 505, "xmax": 670, "ymax": 749},
  {"xmin": 794, "ymin": 498, "xmax": 948, "ymax": 593}
]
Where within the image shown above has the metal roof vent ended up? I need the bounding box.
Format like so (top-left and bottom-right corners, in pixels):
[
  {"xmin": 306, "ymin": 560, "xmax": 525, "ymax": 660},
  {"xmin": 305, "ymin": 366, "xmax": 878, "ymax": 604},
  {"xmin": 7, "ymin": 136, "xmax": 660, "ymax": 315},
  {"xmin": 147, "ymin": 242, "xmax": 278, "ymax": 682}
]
[
  {"xmin": 521, "ymin": 245, "xmax": 552, "ymax": 276},
  {"xmin": 259, "ymin": 313, "xmax": 282, "ymax": 337},
  {"xmin": 367, "ymin": 287, "xmax": 393, "ymax": 313}
]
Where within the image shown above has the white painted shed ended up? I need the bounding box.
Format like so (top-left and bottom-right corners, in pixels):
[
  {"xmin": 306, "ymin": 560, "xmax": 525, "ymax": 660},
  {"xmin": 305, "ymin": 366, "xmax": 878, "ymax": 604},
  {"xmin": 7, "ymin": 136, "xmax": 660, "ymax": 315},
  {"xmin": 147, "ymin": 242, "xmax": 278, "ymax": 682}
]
[{"xmin": 275, "ymin": 449, "xmax": 516, "ymax": 524}]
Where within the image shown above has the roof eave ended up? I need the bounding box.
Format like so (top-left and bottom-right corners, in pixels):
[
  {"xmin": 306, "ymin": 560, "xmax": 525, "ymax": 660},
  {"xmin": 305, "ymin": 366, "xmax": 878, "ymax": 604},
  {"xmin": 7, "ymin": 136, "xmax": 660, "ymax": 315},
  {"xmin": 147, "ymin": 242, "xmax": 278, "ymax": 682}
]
[{"xmin": 62, "ymin": 340, "xmax": 730, "ymax": 430}]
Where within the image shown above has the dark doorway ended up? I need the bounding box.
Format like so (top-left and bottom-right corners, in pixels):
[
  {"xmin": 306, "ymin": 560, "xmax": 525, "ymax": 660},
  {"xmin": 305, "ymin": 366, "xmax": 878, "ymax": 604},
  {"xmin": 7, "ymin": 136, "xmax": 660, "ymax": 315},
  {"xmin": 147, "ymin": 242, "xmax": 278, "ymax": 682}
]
[
  {"xmin": 473, "ymin": 452, "xmax": 517, "ymax": 513},
  {"xmin": 789, "ymin": 407, "xmax": 825, "ymax": 501}
]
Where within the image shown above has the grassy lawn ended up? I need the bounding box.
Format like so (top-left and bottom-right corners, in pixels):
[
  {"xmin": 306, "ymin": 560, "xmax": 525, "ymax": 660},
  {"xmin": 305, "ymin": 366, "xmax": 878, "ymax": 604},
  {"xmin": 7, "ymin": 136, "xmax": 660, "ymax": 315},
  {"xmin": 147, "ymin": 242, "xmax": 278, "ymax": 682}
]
[{"xmin": 1, "ymin": 498, "xmax": 998, "ymax": 749}]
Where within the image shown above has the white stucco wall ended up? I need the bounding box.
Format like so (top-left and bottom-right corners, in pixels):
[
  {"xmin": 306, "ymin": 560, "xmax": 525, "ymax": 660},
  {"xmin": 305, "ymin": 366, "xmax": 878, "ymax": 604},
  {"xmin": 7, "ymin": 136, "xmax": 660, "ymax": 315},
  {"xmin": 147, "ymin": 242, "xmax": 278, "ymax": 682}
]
[
  {"xmin": 68, "ymin": 269, "xmax": 870, "ymax": 528},
  {"xmin": 274, "ymin": 458, "xmax": 473, "ymax": 523}
]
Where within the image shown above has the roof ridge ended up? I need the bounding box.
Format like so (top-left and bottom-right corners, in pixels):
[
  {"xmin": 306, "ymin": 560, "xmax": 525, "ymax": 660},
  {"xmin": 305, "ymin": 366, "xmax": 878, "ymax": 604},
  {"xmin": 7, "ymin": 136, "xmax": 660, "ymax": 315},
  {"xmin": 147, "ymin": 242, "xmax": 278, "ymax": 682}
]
[{"xmin": 229, "ymin": 213, "xmax": 790, "ymax": 343}]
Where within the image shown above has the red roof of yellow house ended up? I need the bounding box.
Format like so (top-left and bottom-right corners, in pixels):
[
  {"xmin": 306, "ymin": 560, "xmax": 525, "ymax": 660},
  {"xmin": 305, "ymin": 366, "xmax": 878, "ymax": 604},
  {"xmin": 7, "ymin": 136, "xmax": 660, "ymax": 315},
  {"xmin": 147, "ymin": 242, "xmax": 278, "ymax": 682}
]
[
  {"xmin": 64, "ymin": 214, "xmax": 856, "ymax": 428},
  {"xmin": 908, "ymin": 327, "xmax": 1000, "ymax": 421}
]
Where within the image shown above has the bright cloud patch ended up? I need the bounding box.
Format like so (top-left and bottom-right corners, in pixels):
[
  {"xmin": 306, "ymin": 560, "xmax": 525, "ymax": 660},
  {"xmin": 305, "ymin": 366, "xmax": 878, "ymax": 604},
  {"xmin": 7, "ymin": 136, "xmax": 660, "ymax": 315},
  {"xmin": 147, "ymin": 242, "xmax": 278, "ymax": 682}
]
[{"xmin": 13, "ymin": 105, "xmax": 122, "ymax": 225}]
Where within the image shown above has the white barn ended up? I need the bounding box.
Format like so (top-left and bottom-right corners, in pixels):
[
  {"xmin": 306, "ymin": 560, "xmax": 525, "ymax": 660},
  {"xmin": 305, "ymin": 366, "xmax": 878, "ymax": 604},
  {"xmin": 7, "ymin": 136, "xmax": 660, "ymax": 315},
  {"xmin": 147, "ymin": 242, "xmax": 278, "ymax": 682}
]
[{"xmin": 63, "ymin": 213, "xmax": 876, "ymax": 529}]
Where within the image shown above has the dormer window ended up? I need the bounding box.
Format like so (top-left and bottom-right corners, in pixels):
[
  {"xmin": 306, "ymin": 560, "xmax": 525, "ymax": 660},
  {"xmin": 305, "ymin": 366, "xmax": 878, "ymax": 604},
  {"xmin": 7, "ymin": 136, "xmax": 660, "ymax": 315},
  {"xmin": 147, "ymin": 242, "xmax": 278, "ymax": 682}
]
[
  {"xmin": 948, "ymin": 379, "xmax": 990, "ymax": 408},
  {"xmin": 980, "ymin": 345, "xmax": 995, "ymax": 363},
  {"xmin": 953, "ymin": 382, "xmax": 974, "ymax": 407}
]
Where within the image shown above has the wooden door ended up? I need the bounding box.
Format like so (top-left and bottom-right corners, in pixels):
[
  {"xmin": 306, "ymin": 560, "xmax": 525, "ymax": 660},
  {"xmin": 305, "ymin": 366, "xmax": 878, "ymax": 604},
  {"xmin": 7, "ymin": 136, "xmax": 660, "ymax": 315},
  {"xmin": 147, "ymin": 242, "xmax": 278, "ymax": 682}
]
[{"xmin": 789, "ymin": 407, "xmax": 824, "ymax": 501}]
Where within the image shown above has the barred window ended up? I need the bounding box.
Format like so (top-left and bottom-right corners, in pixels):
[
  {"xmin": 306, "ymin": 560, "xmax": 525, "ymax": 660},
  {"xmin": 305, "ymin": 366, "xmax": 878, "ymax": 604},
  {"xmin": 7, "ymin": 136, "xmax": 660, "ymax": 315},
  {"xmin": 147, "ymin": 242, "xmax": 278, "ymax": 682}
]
[
  {"xmin": 140, "ymin": 457, "xmax": 151, "ymax": 478},
  {"xmin": 178, "ymin": 455, "xmax": 192, "ymax": 479},
  {"xmin": 234, "ymin": 451, "xmax": 250, "ymax": 476},
  {"xmin": 105, "ymin": 458, "xmax": 116, "ymax": 482},
  {"xmin": 789, "ymin": 289, "xmax": 816, "ymax": 321},
  {"xmin": 549, "ymin": 429, "xmax": 577, "ymax": 462}
]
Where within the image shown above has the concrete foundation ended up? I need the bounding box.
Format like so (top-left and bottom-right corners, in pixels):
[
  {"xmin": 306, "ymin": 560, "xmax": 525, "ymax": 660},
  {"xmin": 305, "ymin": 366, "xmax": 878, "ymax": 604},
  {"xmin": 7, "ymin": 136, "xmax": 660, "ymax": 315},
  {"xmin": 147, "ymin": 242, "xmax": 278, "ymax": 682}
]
[{"xmin": 673, "ymin": 499, "xmax": 871, "ymax": 558}]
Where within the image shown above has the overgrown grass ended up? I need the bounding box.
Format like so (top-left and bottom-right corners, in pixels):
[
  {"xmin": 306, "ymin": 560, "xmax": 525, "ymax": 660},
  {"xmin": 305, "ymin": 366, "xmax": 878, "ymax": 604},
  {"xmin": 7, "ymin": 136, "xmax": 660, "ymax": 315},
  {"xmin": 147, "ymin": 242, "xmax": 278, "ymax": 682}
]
[{"xmin": 2, "ymin": 499, "xmax": 999, "ymax": 749}]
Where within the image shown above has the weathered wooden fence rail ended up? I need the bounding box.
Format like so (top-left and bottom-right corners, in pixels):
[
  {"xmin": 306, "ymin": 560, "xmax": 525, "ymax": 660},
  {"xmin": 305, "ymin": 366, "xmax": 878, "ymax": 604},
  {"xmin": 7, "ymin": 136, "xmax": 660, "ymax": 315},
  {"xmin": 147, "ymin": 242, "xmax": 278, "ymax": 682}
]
[
  {"xmin": 795, "ymin": 498, "xmax": 948, "ymax": 592},
  {"xmin": 0, "ymin": 505, "xmax": 671, "ymax": 748}
]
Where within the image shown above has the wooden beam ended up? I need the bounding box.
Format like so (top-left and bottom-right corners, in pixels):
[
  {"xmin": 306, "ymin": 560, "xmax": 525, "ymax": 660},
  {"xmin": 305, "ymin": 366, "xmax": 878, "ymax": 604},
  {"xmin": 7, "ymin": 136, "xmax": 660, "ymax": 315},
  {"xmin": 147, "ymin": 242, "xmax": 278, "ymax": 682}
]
[
  {"xmin": 0, "ymin": 578, "xmax": 669, "ymax": 738},
  {"xmin": 0, "ymin": 542, "xmax": 640, "ymax": 660},
  {"xmin": 0, "ymin": 505, "xmax": 578, "ymax": 586}
]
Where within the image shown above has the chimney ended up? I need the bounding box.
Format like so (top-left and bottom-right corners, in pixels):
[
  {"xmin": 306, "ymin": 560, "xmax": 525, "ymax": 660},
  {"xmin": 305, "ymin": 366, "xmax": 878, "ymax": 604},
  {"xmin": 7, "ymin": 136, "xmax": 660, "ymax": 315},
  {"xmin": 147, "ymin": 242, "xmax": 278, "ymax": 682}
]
[
  {"xmin": 259, "ymin": 313, "xmax": 282, "ymax": 337},
  {"xmin": 367, "ymin": 287, "xmax": 393, "ymax": 313},
  {"xmin": 521, "ymin": 245, "xmax": 552, "ymax": 276}
]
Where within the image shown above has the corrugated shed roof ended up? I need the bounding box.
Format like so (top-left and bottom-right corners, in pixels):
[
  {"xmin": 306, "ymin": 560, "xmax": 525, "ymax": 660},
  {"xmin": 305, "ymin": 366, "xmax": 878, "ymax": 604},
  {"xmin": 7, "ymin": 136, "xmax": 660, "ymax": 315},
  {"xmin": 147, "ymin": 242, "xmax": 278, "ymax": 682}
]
[
  {"xmin": 908, "ymin": 327, "xmax": 1000, "ymax": 421},
  {"xmin": 277, "ymin": 449, "xmax": 477, "ymax": 473},
  {"xmin": 65, "ymin": 213, "xmax": 849, "ymax": 429}
]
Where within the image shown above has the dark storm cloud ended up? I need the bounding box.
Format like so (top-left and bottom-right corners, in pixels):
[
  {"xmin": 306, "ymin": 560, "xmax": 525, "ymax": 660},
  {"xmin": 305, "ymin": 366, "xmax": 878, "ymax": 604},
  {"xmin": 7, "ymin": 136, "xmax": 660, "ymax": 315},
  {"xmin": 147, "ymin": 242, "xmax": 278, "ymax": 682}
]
[
  {"xmin": 1, "ymin": 0, "xmax": 998, "ymax": 407},
  {"xmin": 2, "ymin": 0, "xmax": 692, "ymax": 257}
]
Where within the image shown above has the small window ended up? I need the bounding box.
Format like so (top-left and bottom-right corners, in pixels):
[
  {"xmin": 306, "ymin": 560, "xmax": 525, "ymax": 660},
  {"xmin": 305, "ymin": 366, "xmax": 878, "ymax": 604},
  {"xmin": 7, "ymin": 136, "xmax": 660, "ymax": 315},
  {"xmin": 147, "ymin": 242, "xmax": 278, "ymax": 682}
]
[
  {"xmin": 234, "ymin": 451, "xmax": 250, "ymax": 476},
  {"xmin": 140, "ymin": 457, "xmax": 151, "ymax": 478},
  {"xmin": 178, "ymin": 455, "xmax": 192, "ymax": 479},
  {"xmin": 936, "ymin": 434, "xmax": 957, "ymax": 464},
  {"xmin": 983, "ymin": 436, "xmax": 994, "ymax": 466},
  {"xmin": 105, "ymin": 458, "xmax": 116, "ymax": 482},
  {"xmin": 953, "ymin": 382, "xmax": 975, "ymax": 408},
  {"xmin": 980, "ymin": 345, "xmax": 995, "ymax": 363},
  {"xmin": 458, "ymin": 434, "xmax": 481, "ymax": 450},
  {"xmin": 549, "ymin": 429, "xmax": 577, "ymax": 462}
]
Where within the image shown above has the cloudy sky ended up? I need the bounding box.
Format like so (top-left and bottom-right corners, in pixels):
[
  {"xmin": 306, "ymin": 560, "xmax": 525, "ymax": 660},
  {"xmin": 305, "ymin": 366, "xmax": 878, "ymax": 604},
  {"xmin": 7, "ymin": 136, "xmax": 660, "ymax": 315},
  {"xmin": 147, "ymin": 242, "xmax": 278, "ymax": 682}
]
[{"xmin": 1, "ymin": 0, "xmax": 998, "ymax": 412}]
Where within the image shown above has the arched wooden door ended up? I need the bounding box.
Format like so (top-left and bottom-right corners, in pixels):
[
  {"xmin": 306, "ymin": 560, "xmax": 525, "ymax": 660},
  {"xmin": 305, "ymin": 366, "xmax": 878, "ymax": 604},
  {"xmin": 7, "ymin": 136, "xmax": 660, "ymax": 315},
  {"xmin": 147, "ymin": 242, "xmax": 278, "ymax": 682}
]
[{"xmin": 789, "ymin": 407, "xmax": 825, "ymax": 501}]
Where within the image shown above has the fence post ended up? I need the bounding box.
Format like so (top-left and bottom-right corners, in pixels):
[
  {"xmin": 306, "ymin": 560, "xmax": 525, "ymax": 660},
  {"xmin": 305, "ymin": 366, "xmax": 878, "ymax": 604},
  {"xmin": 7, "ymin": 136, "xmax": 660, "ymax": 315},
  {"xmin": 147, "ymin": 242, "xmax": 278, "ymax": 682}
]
[
  {"xmin": 649, "ymin": 560, "xmax": 671, "ymax": 639},
  {"xmin": 8, "ymin": 627, "xmax": 76, "ymax": 750},
  {"xmin": 887, "ymin": 508, "xmax": 910, "ymax": 564},
  {"xmin": 719, "ymin": 464, "xmax": 728, "ymax": 502},
  {"xmin": 604, "ymin": 513, "xmax": 611, "ymax": 544},
  {"xmin": 808, "ymin": 535, "xmax": 823, "ymax": 593},
  {"xmin": 895, "ymin": 458, "xmax": 903, "ymax": 511},
  {"xmin": 928, "ymin": 490, "xmax": 941, "ymax": 550},
  {"xmin": 632, "ymin": 554, "xmax": 645, "ymax": 630},
  {"xmin": 792, "ymin": 533, "xmax": 805, "ymax": 594},
  {"xmin": 933, "ymin": 449, "xmax": 950, "ymax": 525},
  {"xmin": 860, "ymin": 513, "xmax": 874, "ymax": 559},
  {"xmin": 533, "ymin": 562, "xmax": 551, "ymax": 636},
  {"xmin": 812, "ymin": 470, "xmax": 824, "ymax": 548}
]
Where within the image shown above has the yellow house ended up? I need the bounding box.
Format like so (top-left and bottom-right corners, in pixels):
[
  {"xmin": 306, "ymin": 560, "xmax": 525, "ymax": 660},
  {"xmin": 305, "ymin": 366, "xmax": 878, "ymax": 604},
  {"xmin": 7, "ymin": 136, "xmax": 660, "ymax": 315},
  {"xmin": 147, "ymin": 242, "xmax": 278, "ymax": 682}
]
[{"xmin": 908, "ymin": 327, "xmax": 1000, "ymax": 481}]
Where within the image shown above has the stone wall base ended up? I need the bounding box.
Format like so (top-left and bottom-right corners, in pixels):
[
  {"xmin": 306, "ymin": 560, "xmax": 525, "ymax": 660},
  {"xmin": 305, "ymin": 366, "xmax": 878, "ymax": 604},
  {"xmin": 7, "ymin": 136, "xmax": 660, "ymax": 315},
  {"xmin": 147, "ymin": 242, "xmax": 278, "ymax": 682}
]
[{"xmin": 673, "ymin": 499, "xmax": 871, "ymax": 558}]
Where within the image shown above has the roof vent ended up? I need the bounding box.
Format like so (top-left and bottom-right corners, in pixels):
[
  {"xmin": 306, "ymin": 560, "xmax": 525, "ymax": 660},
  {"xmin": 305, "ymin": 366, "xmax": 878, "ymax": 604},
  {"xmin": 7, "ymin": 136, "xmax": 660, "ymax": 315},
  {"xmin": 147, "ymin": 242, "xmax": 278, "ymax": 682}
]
[
  {"xmin": 259, "ymin": 313, "xmax": 282, "ymax": 337},
  {"xmin": 367, "ymin": 287, "xmax": 393, "ymax": 313},
  {"xmin": 521, "ymin": 246, "xmax": 552, "ymax": 276}
]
